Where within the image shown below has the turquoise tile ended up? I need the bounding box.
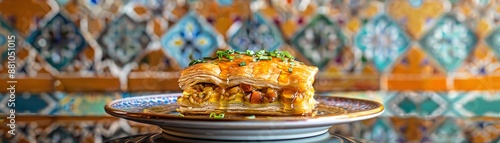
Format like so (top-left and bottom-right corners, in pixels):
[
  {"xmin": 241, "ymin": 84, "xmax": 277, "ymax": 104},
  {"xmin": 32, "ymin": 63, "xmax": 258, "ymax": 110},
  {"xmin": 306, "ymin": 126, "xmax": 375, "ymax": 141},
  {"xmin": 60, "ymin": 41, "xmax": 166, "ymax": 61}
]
[
  {"xmin": 26, "ymin": 13, "xmax": 87, "ymax": 70},
  {"xmin": 97, "ymin": 14, "xmax": 150, "ymax": 67},
  {"xmin": 419, "ymin": 14, "xmax": 478, "ymax": 72},
  {"xmin": 0, "ymin": 93, "xmax": 56, "ymax": 114},
  {"xmin": 431, "ymin": 118, "xmax": 465, "ymax": 143},
  {"xmin": 354, "ymin": 14, "xmax": 411, "ymax": 73},
  {"xmin": 160, "ymin": 12, "xmax": 224, "ymax": 68},
  {"xmin": 485, "ymin": 26, "xmax": 500, "ymax": 60},
  {"xmin": 228, "ymin": 12, "xmax": 283, "ymax": 52},
  {"xmin": 291, "ymin": 14, "xmax": 346, "ymax": 70},
  {"xmin": 0, "ymin": 17, "xmax": 18, "ymax": 64}
]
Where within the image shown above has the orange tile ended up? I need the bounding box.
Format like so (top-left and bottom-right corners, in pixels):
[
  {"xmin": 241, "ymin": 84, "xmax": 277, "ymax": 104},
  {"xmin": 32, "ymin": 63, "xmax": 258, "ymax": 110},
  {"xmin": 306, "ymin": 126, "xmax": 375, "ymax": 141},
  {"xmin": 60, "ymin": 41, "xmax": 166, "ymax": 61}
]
[
  {"xmin": 385, "ymin": 75, "xmax": 448, "ymax": 91},
  {"xmin": 453, "ymin": 75, "xmax": 500, "ymax": 90},
  {"xmin": 314, "ymin": 74, "xmax": 380, "ymax": 91},
  {"xmin": 0, "ymin": 0, "xmax": 53, "ymax": 36},
  {"xmin": 55, "ymin": 74, "xmax": 121, "ymax": 92},
  {"xmin": 127, "ymin": 72, "xmax": 181, "ymax": 92},
  {"xmin": 387, "ymin": 0, "xmax": 445, "ymax": 39},
  {"xmin": 0, "ymin": 74, "xmax": 54, "ymax": 93}
]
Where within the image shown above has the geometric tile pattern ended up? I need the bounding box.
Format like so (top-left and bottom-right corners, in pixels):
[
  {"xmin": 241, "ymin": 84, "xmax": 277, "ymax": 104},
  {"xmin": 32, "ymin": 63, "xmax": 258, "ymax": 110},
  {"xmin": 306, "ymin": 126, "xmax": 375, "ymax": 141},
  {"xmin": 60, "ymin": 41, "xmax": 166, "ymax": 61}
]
[
  {"xmin": 228, "ymin": 12, "xmax": 283, "ymax": 52},
  {"xmin": 0, "ymin": 17, "xmax": 17, "ymax": 65},
  {"xmin": 327, "ymin": 91, "xmax": 500, "ymax": 118},
  {"xmin": 160, "ymin": 12, "xmax": 224, "ymax": 68},
  {"xmin": 0, "ymin": 92, "xmax": 120, "ymax": 115},
  {"xmin": 0, "ymin": 117, "xmax": 161, "ymax": 143},
  {"xmin": 486, "ymin": 26, "xmax": 500, "ymax": 60},
  {"xmin": 26, "ymin": 13, "xmax": 87, "ymax": 71},
  {"xmin": 97, "ymin": 14, "xmax": 150, "ymax": 68},
  {"xmin": 291, "ymin": 14, "xmax": 345, "ymax": 70},
  {"xmin": 354, "ymin": 14, "xmax": 411, "ymax": 72},
  {"xmin": 419, "ymin": 14, "xmax": 478, "ymax": 72}
]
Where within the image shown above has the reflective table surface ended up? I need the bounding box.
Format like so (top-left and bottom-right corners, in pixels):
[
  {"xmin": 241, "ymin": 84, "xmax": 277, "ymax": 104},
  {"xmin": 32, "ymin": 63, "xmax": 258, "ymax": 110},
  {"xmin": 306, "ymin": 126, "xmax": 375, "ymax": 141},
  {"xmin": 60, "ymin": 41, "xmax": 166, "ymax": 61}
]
[{"xmin": 105, "ymin": 129, "xmax": 369, "ymax": 143}]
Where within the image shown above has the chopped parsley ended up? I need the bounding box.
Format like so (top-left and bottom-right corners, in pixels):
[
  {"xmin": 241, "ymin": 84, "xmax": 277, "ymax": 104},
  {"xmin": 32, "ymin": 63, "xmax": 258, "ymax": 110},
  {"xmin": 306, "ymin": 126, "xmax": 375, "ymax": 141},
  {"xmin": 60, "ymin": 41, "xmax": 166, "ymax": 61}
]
[
  {"xmin": 246, "ymin": 115, "xmax": 256, "ymax": 119},
  {"xmin": 258, "ymin": 56, "xmax": 272, "ymax": 60},
  {"xmin": 189, "ymin": 60, "xmax": 206, "ymax": 66},
  {"xmin": 188, "ymin": 49, "xmax": 298, "ymax": 67},
  {"xmin": 239, "ymin": 62, "xmax": 247, "ymax": 66},
  {"xmin": 209, "ymin": 112, "xmax": 225, "ymax": 119},
  {"xmin": 246, "ymin": 50, "xmax": 255, "ymax": 56},
  {"xmin": 256, "ymin": 50, "xmax": 266, "ymax": 55},
  {"xmin": 288, "ymin": 67, "xmax": 293, "ymax": 73}
]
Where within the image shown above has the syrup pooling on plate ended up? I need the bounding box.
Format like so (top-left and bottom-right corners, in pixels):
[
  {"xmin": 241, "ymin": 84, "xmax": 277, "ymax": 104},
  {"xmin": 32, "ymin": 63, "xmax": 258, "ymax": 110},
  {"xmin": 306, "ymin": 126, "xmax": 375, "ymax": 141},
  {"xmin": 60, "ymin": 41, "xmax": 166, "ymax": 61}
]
[{"xmin": 143, "ymin": 101, "xmax": 347, "ymax": 119}]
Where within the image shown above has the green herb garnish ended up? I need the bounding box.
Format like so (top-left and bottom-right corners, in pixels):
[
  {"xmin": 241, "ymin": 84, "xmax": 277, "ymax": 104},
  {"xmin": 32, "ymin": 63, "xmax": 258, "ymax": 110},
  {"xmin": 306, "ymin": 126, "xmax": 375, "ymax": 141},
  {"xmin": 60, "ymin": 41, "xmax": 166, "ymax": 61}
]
[
  {"xmin": 227, "ymin": 55, "xmax": 234, "ymax": 60},
  {"xmin": 256, "ymin": 50, "xmax": 266, "ymax": 56},
  {"xmin": 258, "ymin": 56, "xmax": 272, "ymax": 60},
  {"xmin": 282, "ymin": 51, "xmax": 294, "ymax": 59},
  {"xmin": 290, "ymin": 62, "xmax": 295, "ymax": 66},
  {"xmin": 269, "ymin": 52, "xmax": 277, "ymax": 57},
  {"xmin": 209, "ymin": 112, "xmax": 225, "ymax": 119},
  {"xmin": 239, "ymin": 62, "xmax": 247, "ymax": 66},
  {"xmin": 288, "ymin": 67, "xmax": 293, "ymax": 73},
  {"xmin": 189, "ymin": 60, "xmax": 206, "ymax": 66},
  {"xmin": 246, "ymin": 50, "xmax": 255, "ymax": 56},
  {"xmin": 216, "ymin": 51, "xmax": 226, "ymax": 60},
  {"xmin": 178, "ymin": 113, "xmax": 185, "ymax": 117},
  {"xmin": 225, "ymin": 49, "xmax": 235, "ymax": 54},
  {"xmin": 246, "ymin": 115, "xmax": 256, "ymax": 119}
]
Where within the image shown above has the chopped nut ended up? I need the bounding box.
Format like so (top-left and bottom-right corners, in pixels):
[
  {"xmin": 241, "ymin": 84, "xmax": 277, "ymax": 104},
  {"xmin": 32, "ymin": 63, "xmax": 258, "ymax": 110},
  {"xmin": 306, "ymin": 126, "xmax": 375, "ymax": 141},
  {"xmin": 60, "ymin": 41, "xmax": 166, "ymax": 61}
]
[
  {"xmin": 265, "ymin": 88, "xmax": 277, "ymax": 102},
  {"xmin": 250, "ymin": 91, "xmax": 262, "ymax": 104},
  {"xmin": 228, "ymin": 86, "xmax": 241, "ymax": 94},
  {"xmin": 203, "ymin": 93, "xmax": 211, "ymax": 101},
  {"xmin": 240, "ymin": 84, "xmax": 253, "ymax": 93}
]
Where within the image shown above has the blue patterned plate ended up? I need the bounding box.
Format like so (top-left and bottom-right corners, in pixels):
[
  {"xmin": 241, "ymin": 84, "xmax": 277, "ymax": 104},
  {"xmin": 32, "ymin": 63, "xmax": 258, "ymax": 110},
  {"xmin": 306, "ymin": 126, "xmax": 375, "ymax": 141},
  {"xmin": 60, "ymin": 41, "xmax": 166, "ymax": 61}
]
[{"xmin": 104, "ymin": 93, "xmax": 383, "ymax": 141}]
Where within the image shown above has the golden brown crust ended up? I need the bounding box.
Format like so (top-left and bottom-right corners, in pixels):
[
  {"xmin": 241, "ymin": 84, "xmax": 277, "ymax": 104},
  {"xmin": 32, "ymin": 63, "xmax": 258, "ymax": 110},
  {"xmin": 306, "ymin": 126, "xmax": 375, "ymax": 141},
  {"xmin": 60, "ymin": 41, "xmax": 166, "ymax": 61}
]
[
  {"xmin": 177, "ymin": 50, "xmax": 319, "ymax": 115},
  {"xmin": 178, "ymin": 53, "xmax": 319, "ymax": 91}
]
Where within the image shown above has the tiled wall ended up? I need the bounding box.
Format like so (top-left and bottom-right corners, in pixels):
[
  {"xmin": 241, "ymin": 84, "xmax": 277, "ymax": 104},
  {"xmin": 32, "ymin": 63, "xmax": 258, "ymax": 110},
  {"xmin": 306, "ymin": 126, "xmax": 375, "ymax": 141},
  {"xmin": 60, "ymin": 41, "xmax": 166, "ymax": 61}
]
[{"xmin": 1, "ymin": 0, "xmax": 500, "ymax": 142}]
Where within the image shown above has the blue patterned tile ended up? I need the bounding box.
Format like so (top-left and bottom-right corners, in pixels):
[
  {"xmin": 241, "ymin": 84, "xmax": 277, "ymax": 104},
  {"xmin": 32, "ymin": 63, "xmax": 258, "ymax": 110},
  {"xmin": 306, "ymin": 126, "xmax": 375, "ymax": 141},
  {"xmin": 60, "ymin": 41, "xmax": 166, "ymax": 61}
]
[
  {"xmin": 228, "ymin": 12, "xmax": 283, "ymax": 52},
  {"xmin": 0, "ymin": 93, "xmax": 56, "ymax": 114},
  {"xmin": 409, "ymin": 0, "xmax": 424, "ymax": 7},
  {"xmin": 431, "ymin": 118, "xmax": 465, "ymax": 143},
  {"xmin": 54, "ymin": 92, "xmax": 121, "ymax": 115},
  {"xmin": 364, "ymin": 118, "xmax": 399, "ymax": 143},
  {"xmin": 26, "ymin": 13, "xmax": 87, "ymax": 71},
  {"xmin": 160, "ymin": 12, "xmax": 224, "ymax": 68},
  {"xmin": 387, "ymin": 92, "xmax": 447, "ymax": 118},
  {"xmin": 0, "ymin": 17, "xmax": 17, "ymax": 64},
  {"xmin": 485, "ymin": 26, "xmax": 500, "ymax": 60},
  {"xmin": 79, "ymin": 0, "xmax": 114, "ymax": 17},
  {"xmin": 217, "ymin": 0, "xmax": 233, "ymax": 6},
  {"xmin": 354, "ymin": 14, "xmax": 411, "ymax": 73},
  {"xmin": 291, "ymin": 14, "xmax": 346, "ymax": 70},
  {"xmin": 419, "ymin": 14, "xmax": 478, "ymax": 72},
  {"xmin": 455, "ymin": 92, "xmax": 500, "ymax": 117},
  {"xmin": 97, "ymin": 14, "xmax": 150, "ymax": 67},
  {"xmin": 55, "ymin": 0, "xmax": 70, "ymax": 6}
]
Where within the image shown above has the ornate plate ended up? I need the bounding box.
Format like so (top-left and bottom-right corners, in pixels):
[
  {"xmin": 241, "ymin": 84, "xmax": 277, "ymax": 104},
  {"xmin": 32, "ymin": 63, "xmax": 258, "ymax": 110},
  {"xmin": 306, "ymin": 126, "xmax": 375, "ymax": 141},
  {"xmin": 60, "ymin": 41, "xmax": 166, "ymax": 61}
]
[{"xmin": 104, "ymin": 93, "xmax": 384, "ymax": 141}]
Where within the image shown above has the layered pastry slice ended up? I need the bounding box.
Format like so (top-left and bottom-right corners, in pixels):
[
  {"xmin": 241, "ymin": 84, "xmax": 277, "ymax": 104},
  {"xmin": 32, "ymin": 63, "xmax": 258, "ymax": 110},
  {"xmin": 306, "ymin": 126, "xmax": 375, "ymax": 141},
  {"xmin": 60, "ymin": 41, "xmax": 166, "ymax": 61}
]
[{"xmin": 177, "ymin": 50, "xmax": 319, "ymax": 116}]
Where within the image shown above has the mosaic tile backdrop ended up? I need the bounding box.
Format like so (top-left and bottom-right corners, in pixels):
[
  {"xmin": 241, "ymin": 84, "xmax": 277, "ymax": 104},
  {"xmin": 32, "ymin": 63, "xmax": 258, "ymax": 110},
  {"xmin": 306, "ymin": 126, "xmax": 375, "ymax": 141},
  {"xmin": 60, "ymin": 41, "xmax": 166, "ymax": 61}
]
[{"xmin": 1, "ymin": 0, "xmax": 500, "ymax": 142}]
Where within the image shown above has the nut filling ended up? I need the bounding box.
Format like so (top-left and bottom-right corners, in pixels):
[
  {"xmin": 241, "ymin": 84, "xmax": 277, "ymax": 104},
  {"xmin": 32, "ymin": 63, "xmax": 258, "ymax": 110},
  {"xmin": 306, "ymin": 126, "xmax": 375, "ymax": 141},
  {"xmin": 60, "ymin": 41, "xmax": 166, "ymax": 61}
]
[{"xmin": 183, "ymin": 83, "xmax": 280, "ymax": 105}]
